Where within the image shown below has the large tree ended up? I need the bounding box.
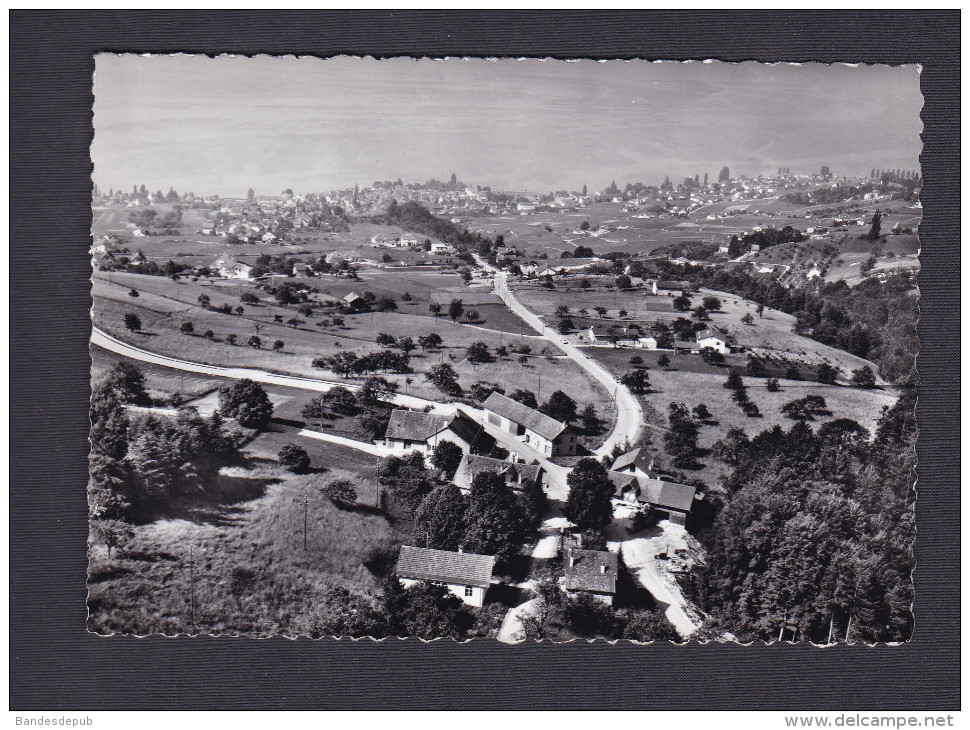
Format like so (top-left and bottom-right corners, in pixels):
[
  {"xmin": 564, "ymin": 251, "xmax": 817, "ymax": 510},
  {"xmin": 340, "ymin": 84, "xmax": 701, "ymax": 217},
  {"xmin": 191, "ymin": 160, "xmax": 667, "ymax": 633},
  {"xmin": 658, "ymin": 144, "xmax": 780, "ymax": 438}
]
[
  {"xmin": 218, "ymin": 378, "xmax": 273, "ymax": 429},
  {"xmin": 664, "ymin": 402, "xmax": 700, "ymax": 469},
  {"xmin": 542, "ymin": 390, "xmax": 578, "ymax": 423},
  {"xmin": 463, "ymin": 472, "xmax": 527, "ymax": 557},
  {"xmin": 563, "ymin": 457, "xmax": 615, "ymax": 530},
  {"xmin": 413, "ymin": 483, "xmax": 468, "ymax": 551},
  {"xmin": 430, "ymin": 440, "xmax": 464, "ymax": 479}
]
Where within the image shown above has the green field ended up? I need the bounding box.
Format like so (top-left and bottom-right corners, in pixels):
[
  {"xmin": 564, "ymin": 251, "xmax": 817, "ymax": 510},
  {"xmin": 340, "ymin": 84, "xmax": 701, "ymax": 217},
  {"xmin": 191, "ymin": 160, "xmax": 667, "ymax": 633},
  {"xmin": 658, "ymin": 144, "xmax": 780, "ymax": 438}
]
[
  {"xmin": 92, "ymin": 271, "xmax": 617, "ymax": 432},
  {"xmin": 588, "ymin": 340, "xmax": 898, "ymax": 487}
]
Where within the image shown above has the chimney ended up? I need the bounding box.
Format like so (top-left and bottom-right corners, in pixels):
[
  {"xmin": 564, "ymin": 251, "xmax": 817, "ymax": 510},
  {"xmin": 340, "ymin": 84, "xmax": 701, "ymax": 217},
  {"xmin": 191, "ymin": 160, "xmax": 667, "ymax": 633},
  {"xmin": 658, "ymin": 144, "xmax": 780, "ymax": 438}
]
[
  {"xmin": 648, "ymin": 459, "xmax": 655, "ymax": 472},
  {"xmin": 600, "ymin": 564, "xmax": 607, "ymax": 574},
  {"xmin": 457, "ymin": 546, "xmax": 463, "ymax": 554},
  {"xmin": 568, "ymin": 550, "xmax": 576, "ymax": 568}
]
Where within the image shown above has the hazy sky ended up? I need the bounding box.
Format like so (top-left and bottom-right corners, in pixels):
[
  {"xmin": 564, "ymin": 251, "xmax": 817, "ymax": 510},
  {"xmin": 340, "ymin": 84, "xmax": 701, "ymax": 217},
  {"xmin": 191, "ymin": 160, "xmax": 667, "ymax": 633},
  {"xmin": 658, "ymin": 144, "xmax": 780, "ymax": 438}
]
[{"xmin": 93, "ymin": 55, "xmax": 922, "ymax": 197}]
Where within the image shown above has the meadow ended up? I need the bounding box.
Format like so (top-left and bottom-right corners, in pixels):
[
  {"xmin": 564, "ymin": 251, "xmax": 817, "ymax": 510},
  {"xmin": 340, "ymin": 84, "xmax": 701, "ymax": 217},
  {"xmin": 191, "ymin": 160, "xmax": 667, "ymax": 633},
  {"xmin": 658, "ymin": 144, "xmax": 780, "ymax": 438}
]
[
  {"xmin": 87, "ymin": 454, "xmax": 402, "ymax": 636},
  {"xmin": 588, "ymin": 343, "xmax": 898, "ymax": 487},
  {"xmin": 92, "ymin": 271, "xmax": 617, "ymax": 425}
]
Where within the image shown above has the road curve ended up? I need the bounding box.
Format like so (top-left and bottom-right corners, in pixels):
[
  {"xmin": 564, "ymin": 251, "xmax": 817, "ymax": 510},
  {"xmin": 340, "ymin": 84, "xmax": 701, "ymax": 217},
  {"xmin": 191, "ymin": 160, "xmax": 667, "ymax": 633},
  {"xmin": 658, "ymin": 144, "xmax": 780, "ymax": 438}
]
[
  {"xmin": 91, "ymin": 327, "xmax": 454, "ymax": 414},
  {"xmin": 489, "ymin": 272, "xmax": 644, "ymax": 458}
]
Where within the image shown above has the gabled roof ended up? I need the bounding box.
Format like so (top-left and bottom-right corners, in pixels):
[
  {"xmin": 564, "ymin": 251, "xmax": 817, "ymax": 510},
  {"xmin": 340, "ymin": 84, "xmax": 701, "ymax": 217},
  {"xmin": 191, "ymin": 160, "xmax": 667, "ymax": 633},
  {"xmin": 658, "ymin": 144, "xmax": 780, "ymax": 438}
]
[
  {"xmin": 444, "ymin": 413, "xmax": 496, "ymax": 452},
  {"xmin": 384, "ymin": 410, "xmax": 450, "ymax": 442},
  {"xmin": 607, "ymin": 470, "xmax": 638, "ymax": 498},
  {"xmin": 483, "ymin": 392, "xmax": 568, "ymax": 441},
  {"xmin": 610, "ymin": 447, "xmax": 656, "ymax": 475},
  {"xmin": 455, "ymin": 454, "xmax": 543, "ymax": 486},
  {"xmin": 397, "ymin": 545, "xmax": 495, "ymax": 588},
  {"xmin": 564, "ymin": 548, "xmax": 618, "ymax": 595},
  {"xmin": 696, "ymin": 326, "xmax": 734, "ymax": 344},
  {"xmin": 639, "ymin": 479, "xmax": 697, "ymax": 513},
  {"xmin": 343, "ymin": 292, "xmax": 363, "ymax": 303}
]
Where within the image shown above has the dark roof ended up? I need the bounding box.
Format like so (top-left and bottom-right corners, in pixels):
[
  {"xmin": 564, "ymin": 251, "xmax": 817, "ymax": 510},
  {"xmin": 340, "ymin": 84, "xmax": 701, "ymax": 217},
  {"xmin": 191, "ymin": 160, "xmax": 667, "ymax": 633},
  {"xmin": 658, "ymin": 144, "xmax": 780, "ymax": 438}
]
[
  {"xmin": 639, "ymin": 479, "xmax": 697, "ymax": 513},
  {"xmin": 674, "ymin": 339, "xmax": 696, "ymax": 349},
  {"xmin": 455, "ymin": 454, "xmax": 543, "ymax": 486},
  {"xmin": 446, "ymin": 412, "xmax": 496, "ymax": 452},
  {"xmin": 483, "ymin": 392, "xmax": 567, "ymax": 441},
  {"xmin": 396, "ymin": 545, "xmax": 495, "ymax": 588},
  {"xmin": 384, "ymin": 410, "xmax": 449, "ymax": 442},
  {"xmin": 610, "ymin": 447, "xmax": 655, "ymax": 475},
  {"xmin": 564, "ymin": 548, "xmax": 618, "ymax": 594},
  {"xmin": 607, "ymin": 470, "xmax": 638, "ymax": 498}
]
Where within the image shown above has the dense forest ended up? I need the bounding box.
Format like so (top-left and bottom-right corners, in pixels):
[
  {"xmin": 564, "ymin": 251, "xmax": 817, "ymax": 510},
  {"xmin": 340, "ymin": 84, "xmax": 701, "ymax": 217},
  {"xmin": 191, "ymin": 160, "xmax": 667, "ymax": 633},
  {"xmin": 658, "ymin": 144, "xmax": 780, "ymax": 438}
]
[{"xmin": 690, "ymin": 388, "xmax": 916, "ymax": 644}]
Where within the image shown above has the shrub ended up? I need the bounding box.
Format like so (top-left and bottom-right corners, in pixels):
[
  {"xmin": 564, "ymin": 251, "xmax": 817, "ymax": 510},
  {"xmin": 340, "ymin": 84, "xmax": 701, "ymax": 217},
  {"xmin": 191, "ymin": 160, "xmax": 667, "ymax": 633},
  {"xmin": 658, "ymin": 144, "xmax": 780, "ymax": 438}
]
[{"xmin": 278, "ymin": 443, "xmax": 311, "ymax": 474}]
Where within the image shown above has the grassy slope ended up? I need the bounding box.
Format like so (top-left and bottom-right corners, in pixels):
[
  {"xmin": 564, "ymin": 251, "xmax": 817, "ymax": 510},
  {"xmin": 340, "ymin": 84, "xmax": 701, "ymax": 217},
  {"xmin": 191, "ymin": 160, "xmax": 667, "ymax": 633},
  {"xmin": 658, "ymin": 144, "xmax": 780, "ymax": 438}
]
[{"xmin": 88, "ymin": 442, "xmax": 399, "ymax": 636}]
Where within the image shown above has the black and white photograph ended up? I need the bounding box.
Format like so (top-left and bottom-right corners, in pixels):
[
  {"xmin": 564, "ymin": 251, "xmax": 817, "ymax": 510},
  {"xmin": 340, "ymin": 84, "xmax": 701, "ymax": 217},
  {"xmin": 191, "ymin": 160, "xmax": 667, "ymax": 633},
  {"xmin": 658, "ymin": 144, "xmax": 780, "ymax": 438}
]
[{"xmin": 86, "ymin": 55, "xmax": 921, "ymax": 644}]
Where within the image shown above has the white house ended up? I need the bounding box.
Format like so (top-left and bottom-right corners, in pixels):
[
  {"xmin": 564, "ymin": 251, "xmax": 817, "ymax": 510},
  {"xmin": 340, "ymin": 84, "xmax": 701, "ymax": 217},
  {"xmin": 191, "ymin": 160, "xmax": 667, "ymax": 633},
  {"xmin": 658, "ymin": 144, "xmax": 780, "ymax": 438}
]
[
  {"xmin": 396, "ymin": 545, "xmax": 495, "ymax": 607},
  {"xmin": 399, "ymin": 233, "xmax": 421, "ymax": 247},
  {"xmin": 638, "ymin": 335, "xmax": 659, "ymax": 350},
  {"xmin": 430, "ymin": 241, "xmax": 454, "ymax": 254},
  {"xmin": 213, "ymin": 255, "xmax": 254, "ymax": 280},
  {"xmin": 482, "ymin": 392, "xmax": 577, "ymax": 457},
  {"xmin": 695, "ymin": 326, "xmax": 734, "ymax": 355}
]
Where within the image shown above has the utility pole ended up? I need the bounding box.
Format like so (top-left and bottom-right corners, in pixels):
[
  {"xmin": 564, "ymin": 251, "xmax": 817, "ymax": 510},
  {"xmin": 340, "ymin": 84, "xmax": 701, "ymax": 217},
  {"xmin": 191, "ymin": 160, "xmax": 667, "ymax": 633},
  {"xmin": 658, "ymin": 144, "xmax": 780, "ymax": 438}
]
[
  {"xmin": 303, "ymin": 494, "xmax": 309, "ymax": 551},
  {"xmin": 375, "ymin": 459, "xmax": 382, "ymax": 510}
]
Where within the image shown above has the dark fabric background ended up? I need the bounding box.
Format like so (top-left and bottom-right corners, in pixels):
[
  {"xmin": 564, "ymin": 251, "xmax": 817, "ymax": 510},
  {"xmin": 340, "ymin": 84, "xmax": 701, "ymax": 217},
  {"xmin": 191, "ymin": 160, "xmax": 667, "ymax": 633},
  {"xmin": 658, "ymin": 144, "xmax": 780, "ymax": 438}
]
[{"xmin": 9, "ymin": 10, "xmax": 959, "ymax": 710}]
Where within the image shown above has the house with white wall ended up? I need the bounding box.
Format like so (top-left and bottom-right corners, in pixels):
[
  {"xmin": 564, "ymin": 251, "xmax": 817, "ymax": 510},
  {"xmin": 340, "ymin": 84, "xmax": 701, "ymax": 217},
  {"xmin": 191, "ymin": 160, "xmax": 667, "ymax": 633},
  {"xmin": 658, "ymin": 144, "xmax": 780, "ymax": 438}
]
[
  {"xmin": 396, "ymin": 545, "xmax": 495, "ymax": 607},
  {"xmin": 482, "ymin": 392, "xmax": 577, "ymax": 457}
]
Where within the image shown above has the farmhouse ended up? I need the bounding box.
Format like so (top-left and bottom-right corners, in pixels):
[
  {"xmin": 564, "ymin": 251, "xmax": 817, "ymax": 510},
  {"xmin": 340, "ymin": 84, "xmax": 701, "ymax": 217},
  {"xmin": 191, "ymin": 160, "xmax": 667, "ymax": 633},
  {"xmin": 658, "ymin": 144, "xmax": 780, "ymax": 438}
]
[
  {"xmin": 653, "ymin": 280, "xmax": 691, "ymax": 294},
  {"xmin": 213, "ymin": 255, "xmax": 254, "ymax": 280},
  {"xmin": 452, "ymin": 454, "xmax": 544, "ymax": 493},
  {"xmin": 610, "ymin": 447, "xmax": 656, "ymax": 479},
  {"xmin": 609, "ymin": 448, "xmax": 698, "ymax": 525},
  {"xmin": 482, "ymin": 392, "xmax": 577, "ymax": 457},
  {"xmin": 695, "ymin": 326, "xmax": 735, "ymax": 354},
  {"xmin": 563, "ymin": 548, "xmax": 618, "ymax": 606},
  {"xmin": 399, "ymin": 232, "xmax": 421, "ymax": 247},
  {"xmin": 585, "ymin": 325, "xmax": 640, "ymax": 346},
  {"xmin": 430, "ymin": 241, "xmax": 454, "ymax": 254},
  {"xmin": 381, "ymin": 409, "xmax": 495, "ymax": 455},
  {"xmin": 342, "ymin": 292, "xmax": 366, "ymax": 310},
  {"xmin": 396, "ymin": 545, "xmax": 495, "ymax": 607}
]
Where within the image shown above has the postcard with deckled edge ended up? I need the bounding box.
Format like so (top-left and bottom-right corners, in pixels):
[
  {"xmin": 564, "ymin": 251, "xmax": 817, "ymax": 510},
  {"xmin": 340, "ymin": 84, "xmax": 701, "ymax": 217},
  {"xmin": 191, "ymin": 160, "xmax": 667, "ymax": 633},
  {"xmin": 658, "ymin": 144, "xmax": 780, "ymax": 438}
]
[{"xmin": 88, "ymin": 55, "xmax": 919, "ymax": 643}]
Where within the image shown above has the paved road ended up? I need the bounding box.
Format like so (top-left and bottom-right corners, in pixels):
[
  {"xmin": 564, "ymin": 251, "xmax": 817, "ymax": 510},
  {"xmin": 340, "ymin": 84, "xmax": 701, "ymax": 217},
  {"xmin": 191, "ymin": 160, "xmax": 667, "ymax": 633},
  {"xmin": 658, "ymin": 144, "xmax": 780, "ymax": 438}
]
[
  {"xmin": 489, "ymin": 271, "xmax": 644, "ymax": 458},
  {"xmin": 267, "ymin": 421, "xmax": 394, "ymax": 457},
  {"xmin": 91, "ymin": 326, "xmax": 456, "ymax": 414}
]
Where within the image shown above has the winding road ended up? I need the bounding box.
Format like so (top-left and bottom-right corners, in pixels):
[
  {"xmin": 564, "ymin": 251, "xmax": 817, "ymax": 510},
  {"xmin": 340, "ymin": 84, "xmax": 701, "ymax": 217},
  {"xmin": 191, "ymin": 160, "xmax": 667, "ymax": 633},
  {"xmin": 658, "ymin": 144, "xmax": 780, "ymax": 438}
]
[{"xmin": 489, "ymin": 270, "xmax": 644, "ymax": 457}]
